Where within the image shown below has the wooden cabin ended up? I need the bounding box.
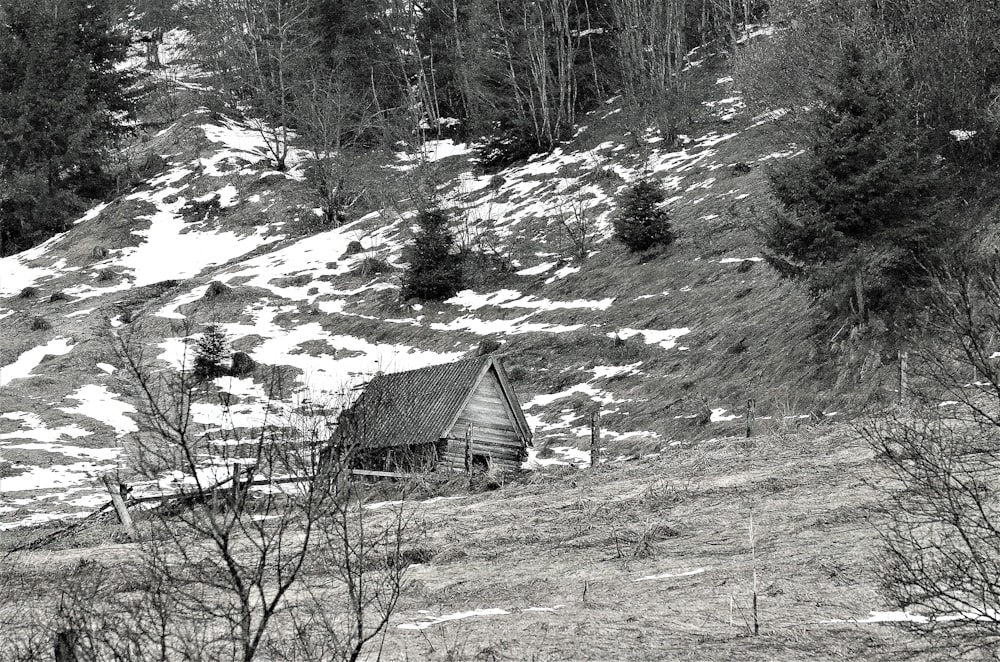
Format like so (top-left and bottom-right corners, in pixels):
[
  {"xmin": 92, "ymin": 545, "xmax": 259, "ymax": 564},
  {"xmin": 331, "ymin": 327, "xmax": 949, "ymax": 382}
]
[{"xmin": 328, "ymin": 355, "xmax": 532, "ymax": 474}]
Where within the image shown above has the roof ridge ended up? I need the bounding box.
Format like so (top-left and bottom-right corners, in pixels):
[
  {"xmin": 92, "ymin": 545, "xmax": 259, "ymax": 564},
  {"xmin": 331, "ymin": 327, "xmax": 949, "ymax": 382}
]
[{"xmin": 373, "ymin": 353, "xmax": 491, "ymax": 379}]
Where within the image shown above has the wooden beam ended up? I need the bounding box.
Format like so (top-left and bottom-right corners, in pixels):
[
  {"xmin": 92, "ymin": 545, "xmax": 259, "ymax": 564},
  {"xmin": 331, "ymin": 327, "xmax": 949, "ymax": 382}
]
[
  {"xmin": 101, "ymin": 474, "xmax": 136, "ymax": 540},
  {"xmin": 350, "ymin": 469, "xmax": 417, "ymax": 479}
]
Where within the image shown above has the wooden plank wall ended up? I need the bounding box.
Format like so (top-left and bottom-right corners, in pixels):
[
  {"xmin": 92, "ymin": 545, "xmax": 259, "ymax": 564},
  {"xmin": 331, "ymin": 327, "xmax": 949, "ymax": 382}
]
[{"xmin": 440, "ymin": 370, "xmax": 525, "ymax": 471}]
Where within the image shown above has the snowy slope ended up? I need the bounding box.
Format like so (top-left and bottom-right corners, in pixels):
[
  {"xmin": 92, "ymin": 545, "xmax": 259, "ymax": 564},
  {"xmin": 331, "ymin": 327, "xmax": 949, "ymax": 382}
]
[{"xmin": 0, "ymin": 54, "xmax": 816, "ymax": 530}]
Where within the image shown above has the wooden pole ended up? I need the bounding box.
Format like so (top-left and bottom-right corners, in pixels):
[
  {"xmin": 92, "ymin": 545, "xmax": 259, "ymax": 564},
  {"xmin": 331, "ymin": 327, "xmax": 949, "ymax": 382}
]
[
  {"xmin": 101, "ymin": 474, "xmax": 136, "ymax": 541},
  {"xmin": 745, "ymin": 398, "xmax": 755, "ymax": 438},
  {"xmin": 464, "ymin": 424, "xmax": 473, "ymax": 474},
  {"xmin": 590, "ymin": 412, "xmax": 601, "ymax": 468},
  {"xmin": 899, "ymin": 351, "xmax": 909, "ymax": 406},
  {"xmin": 465, "ymin": 424, "xmax": 474, "ymax": 488}
]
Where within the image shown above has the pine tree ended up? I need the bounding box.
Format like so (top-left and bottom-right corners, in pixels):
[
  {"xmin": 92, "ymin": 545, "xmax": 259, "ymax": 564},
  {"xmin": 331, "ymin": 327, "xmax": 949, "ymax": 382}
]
[
  {"xmin": 193, "ymin": 325, "xmax": 231, "ymax": 379},
  {"xmin": 613, "ymin": 180, "xmax": 674, "ymax": 252},
  {"xmin": 0, "ymin": 0, "xmax": 136, "ymax": 256},
  {"xmin": 401, "ymin": 209, "xmax": 463, "ymax": 301},
  {"xmin": 764, "ymin": 41, "xmax": 945, "ymax": 325}
]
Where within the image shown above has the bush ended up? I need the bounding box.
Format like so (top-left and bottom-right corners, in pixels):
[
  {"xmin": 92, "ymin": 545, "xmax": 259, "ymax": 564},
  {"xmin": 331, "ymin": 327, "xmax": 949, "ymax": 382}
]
[
  {"xmin": 474, "ymin": 124, "xmax": 543, "ymax": 174},
  {"xmin": 180, "ymin": 196, "xmax": 221, "ymax": 221},
  {"xmin": 18, "ymin": 287, "xmax": 38, "ymax": 299},
  {"xmin": 230, "ymin": 351, "xmax": 255, "ymax": 377},
  {"xmin": 30, "ymin": 316, "xmax": 51, "ymax": 331},
  {"xmin": 352, "ymin": 257, "xmax": 393, "ymax": 277},
  {"xmin": 204, "ymin": 281, "xmax": 231, "ymax": 299},
  {"xmin": 401, "ymin": 208, "xmax": 463, "ymax": 302},
  {"xmin": 343, "ymin": 240, "xmax": 364, "ymax": 257},
  {"xmin": 613, "ymin": 180, "xmax": 674, "ymax": 252},
  {"xmin": 193, "ymin": 324, "xmax": 230, "ymax": 379},
  {"xmin": 477, "ymin": 338, "xmax": 502, "ymax": 356}
]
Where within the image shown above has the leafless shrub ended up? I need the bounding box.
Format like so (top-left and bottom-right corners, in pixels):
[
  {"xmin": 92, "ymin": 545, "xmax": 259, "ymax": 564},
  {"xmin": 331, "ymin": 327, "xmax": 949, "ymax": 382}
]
[
  {"xmin": 864, "ymin": 410, "xmax": 1000, "ymax": 649},
  {"xmin": 864, "ymin": 253, "xmax": 1000, "ymax": 653},
  {"xmin": 19, "ymin": 319, "xmax": 414, "ymax": 661},
  {"xmin": 550, "ymin": 194, "xmax": 600, "ymax": 260},
  {"xmin": 612, "ymin": 520, "xmax": 658, "ymax": 561}
]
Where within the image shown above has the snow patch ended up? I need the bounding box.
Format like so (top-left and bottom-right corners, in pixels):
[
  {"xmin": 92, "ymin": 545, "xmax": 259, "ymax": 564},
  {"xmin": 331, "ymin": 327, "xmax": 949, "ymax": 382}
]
[
  {"xmin": 609, "ymin": 328, "xmax": 690, "ymax": 351},
  {"xmin": 635, "ymin": 568, "xmax": 706, "ymax": 582},
  {"xmin": 398, "ymin": 608, "xmax": 510, "ymax": 630},
  {"xmin": 395, "ymin": 140, "xmax": 473, "ymax": 169},
  {"xmin": 0, "ymin": 412, "xmax": 92, "ymax": 443},
  {"xmin": 824, "ymin": 610, "xmax": 998, "ymax": 624},
  {"xmin": 0, "ymin": 337, "xmax": 75, "ymax": 388},
  {"xmin": 59, "ymin": 385, "xmax": 138, "ymax": 437},
  {"xmin": 710, "ymin": 409, "xmax": 740, "ymax": 422},
  {"xmin": 447, "ymin": 289, "xmax": 614, "ymax": 311},
  {"xmin": 0, "ymin": 462, "xmax": 114, "ymax": 494},
  {"xmin": 950, "ymin": 129, "xmax": 977, "ymax": 142},
  {"xmin": 516, "ymin": 261, "xmax": 556, "ymax": 276},
  {"xmin": 719, "ymin": 257, "xmax": 763, "ymax": 264}
]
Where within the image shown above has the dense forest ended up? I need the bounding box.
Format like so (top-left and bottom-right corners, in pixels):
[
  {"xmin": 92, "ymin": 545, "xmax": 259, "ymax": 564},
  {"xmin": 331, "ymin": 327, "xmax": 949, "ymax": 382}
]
[{"xmin": 0, "ymin": 0, "xmax": 765, "ymax": 255}]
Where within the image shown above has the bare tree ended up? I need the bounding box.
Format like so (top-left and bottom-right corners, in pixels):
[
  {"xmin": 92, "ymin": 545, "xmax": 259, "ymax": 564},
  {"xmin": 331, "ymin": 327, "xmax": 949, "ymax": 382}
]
[
  {"xmin": 614, "ymin": 0, "xmax": 686, "ymax": 108},
  {"xmin": 192, "ymin": 0, "xmax": 318, "ymax": 171},
  {"xmin": 293, "ymin": 63, "xmax": 381, "ymax": 226},
  {"xmin": 864, "ymin": 253, "xmax": 1000, "ymax": 654},
  {"xmin": 550, "ymin": 192, "xmax": 599, "ymax": 260},
  {"xmin": 10, "ymin": 320, "xmax": 413, "ymax": 662},
  {"xmin": 493, "ymin": 0, "xmax": 580, "ymax": 149}
]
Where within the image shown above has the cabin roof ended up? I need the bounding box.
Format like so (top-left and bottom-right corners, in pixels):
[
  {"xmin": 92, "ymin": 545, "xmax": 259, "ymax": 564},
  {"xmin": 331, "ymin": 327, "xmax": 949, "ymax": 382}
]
[{"xmin": 335, "ymin": 355, "xmax": 531, "ymax": 449}]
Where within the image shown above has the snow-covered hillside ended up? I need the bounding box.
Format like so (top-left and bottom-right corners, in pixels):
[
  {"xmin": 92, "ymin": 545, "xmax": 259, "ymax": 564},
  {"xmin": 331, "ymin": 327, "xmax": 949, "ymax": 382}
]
[{"xmin": 0, "ymin": 50, "xmax": 819, "ymax": 530}]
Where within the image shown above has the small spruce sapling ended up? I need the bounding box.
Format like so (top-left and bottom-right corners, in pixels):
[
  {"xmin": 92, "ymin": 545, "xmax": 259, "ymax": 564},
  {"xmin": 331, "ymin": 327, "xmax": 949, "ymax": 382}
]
[
  {"xmin": 193, "ymin": 324, "xmax": 230, "ymax": 379},
  {"xmin": 401, "ymin": 208, "xmax": 463, "ymax": 301},
  {"xmin": 613, "ymin": 180, "xmax": 674, "ymax": 252}
]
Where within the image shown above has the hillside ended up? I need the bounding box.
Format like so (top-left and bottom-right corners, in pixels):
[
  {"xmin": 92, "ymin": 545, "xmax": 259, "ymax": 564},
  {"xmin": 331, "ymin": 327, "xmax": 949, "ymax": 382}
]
[{"xmin": 0, "ymin": 28, "xmax": 873, "ymax": 532}]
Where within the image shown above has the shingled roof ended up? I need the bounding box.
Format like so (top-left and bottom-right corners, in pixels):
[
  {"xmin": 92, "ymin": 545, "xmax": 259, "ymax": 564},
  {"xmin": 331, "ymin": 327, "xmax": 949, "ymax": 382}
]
[{"xmin": 333, "ymin": 355, "xmax": 530, "ymax": 449}]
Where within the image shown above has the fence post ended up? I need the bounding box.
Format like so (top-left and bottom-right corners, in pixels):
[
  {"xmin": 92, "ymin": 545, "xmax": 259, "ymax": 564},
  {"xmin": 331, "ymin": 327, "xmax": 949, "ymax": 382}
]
[
  {"xmin": 590, "ymin": 412, "xmax": 601, "ymax": 468},
  {"xmin": 101, "ymin": 474, "xmax": 136, "ymax": 541},
  {"xmin": 464, "ymin": 424, "xmax": 473, "ymax": 474}
]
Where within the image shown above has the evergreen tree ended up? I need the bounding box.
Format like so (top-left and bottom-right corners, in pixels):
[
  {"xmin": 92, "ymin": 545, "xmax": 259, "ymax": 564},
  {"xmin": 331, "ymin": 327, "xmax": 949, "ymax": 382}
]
[
  {"xmin": 401, "ymin": 208, "xmax": 463, "ymax": 301},
  {"xmin": 193, "ymin": 325, "xmax": 231, "ymax": 379},
  {"xmin": 764, "ymin": 41, "xmax": 945, "ymax": 325},
  {"xmin": 613, "ymin": 180, "xmax": 674, "ymax": 252},
  {"xmin": 313, "ymin": 0, "xmax": 407, "ymax": 126},
  {"xmin": 0, "ymin": 0, "xmax": 136, "ymax": 256}
]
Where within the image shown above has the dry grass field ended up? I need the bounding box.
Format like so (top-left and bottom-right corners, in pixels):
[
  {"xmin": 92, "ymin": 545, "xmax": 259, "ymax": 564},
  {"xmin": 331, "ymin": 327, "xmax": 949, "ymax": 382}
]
[{"xmin": 0, "ymin": 422, "xmax": 934, "ymax": 661}]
